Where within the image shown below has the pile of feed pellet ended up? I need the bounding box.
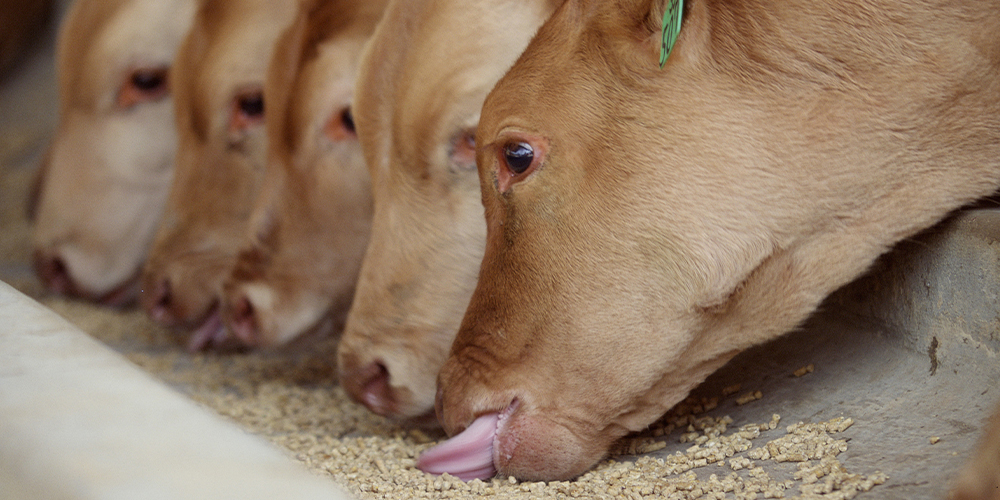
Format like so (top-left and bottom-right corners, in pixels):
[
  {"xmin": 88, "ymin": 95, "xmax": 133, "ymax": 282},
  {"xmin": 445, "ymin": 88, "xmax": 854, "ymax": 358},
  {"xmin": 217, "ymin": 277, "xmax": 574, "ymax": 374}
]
[{"xmin": 35, "ymin": 299, "xmax": 889, "ymax": 500}]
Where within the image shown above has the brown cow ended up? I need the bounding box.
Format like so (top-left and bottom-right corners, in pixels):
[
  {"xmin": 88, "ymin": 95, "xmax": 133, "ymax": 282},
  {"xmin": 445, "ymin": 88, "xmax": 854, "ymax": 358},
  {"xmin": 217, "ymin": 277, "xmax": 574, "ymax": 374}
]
[
  {"xmin": 336, "ymin": 0, "xmax": 561, "ymax": 423},
  {"xmin": 139, "ymin": 0, "xmax": 297, "ymax": 351},
  {"xmin": 951, "ymin": 404, "xmax": 1000, "ymax": 500},
  {"xmin": 220, "ymin": 0, "xmax": 385, "ymax": 348},
  {"xmin": 427, "ymin": 0, "xmax": 1000, "ymax": 481},
  {"xmin": 32, "ymin": 0, "xmax": 195, "ymax": 306}
]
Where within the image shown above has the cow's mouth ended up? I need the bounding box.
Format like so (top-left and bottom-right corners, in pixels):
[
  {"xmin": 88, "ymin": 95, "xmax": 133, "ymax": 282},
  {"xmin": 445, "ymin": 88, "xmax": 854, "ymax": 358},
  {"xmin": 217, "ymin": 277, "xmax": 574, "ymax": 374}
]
[
  {"xmin": 185, "ymin": 303, "xmax": 229, "ymax": 352},
  {"xmin": 417, "ymin": 412, "xmax": 500, "ymax": 481},
  {"xmin": 417, "ymin": 400, "xmax": 519, "ymax": 481},
  {"xmin": 96, "ymin": 274, "xmax": 141, "ymax": 307}
]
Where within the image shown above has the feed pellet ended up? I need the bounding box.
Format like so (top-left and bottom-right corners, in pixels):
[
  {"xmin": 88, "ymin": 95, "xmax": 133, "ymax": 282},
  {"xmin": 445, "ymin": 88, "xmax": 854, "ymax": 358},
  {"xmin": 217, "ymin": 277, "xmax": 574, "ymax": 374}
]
[{"xmin": 41, "ymin": 298, "xmax": 887, "ymax": 500}]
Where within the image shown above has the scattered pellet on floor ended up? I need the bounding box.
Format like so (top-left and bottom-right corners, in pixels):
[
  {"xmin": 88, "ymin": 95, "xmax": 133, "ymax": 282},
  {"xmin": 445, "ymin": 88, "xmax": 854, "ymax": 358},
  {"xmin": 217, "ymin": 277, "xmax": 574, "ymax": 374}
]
[
  {"xmin": 722, "ymin": 383, "xmax": 743, "ymax": 396},
  {"xmin": 736, "ymin": 390, "xmax": 763, "ymax": 406},
  {"xmin": 27, "ymin": 297, "xmax": 888, "ymax": 500},
  {"xmin": 793, "ymin": 364, "xmax": 815, "ymax": 377}
]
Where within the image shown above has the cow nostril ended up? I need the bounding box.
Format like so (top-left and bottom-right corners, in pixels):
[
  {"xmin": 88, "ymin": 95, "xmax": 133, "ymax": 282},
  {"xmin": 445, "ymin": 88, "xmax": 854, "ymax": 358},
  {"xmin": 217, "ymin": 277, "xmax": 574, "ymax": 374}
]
[
  {"xmin": 363, "ymin": 362, "xmax": 392, "ymax": 413},
  {"xmin": 155, "ymin": 280, "xmax": 171, "ymax": 308},
  {"xmin": 144, "ymin": 279, "xmax": 175, "ymax": 325},
  {"xmin": 228, "ymin": 295, "xmax": 258, "ymax": 346},
  {"xmin": 33, "ymin": 250, "xmax": 74, "ymax": 295},
  {"xmin": 353, "ymin": 361, "xmax": 394, "ymax": 416},
  {"xmin": 434, "ymin": 384, "xmax": 445, "ymax": 423}
]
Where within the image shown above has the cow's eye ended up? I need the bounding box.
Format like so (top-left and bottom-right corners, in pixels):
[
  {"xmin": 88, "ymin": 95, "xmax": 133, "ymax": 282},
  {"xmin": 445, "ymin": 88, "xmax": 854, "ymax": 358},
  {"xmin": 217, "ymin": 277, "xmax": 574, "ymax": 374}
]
[
  {"xmin": 325, "ymin": 106, "xmax": 357, "ymax": 142},
  {"xmin": 495, "ymin": 134, "xmax": 546, "ymax": 193},
  {"xmin": 229, "ymin": 89, "xmax": 265, "ymax": 136},
  {"xmin": 236, "ymin": 92, "xmax": 264, "ymax": 119},
  {"xmin": 503, "ymin": 142, "xmax": 534, "ymax": 174},
  {"xmin": 131, "ymin": 69, "xmax": 167, "ymax": 92},
  {"xmin": 117, "ymin": 66, "xmax": 170, "ymax": 108},
  {"xmin": 341, "ymin": 108, "xmax": 355, "ymax": 133}
]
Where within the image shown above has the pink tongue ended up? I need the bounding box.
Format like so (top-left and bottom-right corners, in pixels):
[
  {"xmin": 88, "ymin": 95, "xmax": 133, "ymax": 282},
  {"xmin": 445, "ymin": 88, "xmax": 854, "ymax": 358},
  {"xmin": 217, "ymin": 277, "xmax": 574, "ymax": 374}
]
[
  {"xmin": 417, "ymin": 413, "xmax": 499, "ymax": 481},
  {"xmin": 186, "ymin": 309, "xmax": 225, "ymax": 352}
]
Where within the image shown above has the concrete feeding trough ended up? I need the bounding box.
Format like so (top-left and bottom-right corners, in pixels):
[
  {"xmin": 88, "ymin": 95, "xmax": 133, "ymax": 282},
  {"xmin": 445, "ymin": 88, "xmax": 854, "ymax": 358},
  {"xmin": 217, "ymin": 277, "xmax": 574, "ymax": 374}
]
[{"xmin": 0, "ymin": 281, "xmax": 352, "ymax": 500}]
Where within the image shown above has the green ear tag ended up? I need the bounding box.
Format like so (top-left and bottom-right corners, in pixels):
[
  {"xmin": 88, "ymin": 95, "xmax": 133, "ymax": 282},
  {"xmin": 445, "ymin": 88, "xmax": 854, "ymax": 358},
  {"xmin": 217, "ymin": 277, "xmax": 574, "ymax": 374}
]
[{"xmin": 659, "ymin": 0, "xmax": 684, "ymax": 68}]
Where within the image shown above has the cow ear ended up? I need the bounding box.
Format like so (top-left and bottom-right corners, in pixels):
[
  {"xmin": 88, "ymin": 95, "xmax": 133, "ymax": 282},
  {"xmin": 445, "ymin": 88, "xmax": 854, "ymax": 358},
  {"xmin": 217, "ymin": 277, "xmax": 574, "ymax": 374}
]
[
  {"xmin": 642, "ymin": 0, "xmax": 706, "ymax": 66},
  {"xmin": 639, "ymin": 0, "xmax": 675, "ymax": 36}
]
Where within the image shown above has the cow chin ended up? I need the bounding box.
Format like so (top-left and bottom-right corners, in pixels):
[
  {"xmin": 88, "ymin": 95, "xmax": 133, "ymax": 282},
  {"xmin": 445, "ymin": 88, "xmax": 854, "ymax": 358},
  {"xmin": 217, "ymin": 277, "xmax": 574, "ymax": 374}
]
[
  {"xmin": 489, "ymin": 345, "xmax": 740, "ymax": 480},
  {"xmin": 435, "ymin": 348, "xmax": 628, "ymax": 481},
  {"xmin": 435, "ymin": 301, "xmax": 745, "ymax": 481},
  {"xmin": 493, "ymin": 404, "xmax": 615, "ymax": 482}
]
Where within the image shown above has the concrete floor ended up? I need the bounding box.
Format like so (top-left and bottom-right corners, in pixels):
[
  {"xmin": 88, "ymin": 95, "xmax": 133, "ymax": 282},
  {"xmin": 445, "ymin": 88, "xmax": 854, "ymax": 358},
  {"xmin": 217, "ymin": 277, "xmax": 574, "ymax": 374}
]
[{"xmin": 658, "ymin": 211, "xmax": 1000, "ymax": 499}]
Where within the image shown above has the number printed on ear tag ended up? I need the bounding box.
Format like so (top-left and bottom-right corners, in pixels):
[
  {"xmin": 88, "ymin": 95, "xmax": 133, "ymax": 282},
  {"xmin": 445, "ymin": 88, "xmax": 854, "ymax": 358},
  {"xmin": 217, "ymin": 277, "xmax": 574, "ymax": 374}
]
[{"xmin": 659, "ymin": 0, "xmax": 683, "ymax": 68}]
